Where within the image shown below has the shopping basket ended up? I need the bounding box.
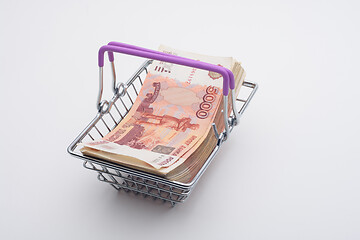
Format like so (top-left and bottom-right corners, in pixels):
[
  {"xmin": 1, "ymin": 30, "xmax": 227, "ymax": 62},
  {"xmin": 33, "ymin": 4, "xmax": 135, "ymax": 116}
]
[{"xmin": 67, "ymin": 42, "xmax": 258, "ymax": 206}]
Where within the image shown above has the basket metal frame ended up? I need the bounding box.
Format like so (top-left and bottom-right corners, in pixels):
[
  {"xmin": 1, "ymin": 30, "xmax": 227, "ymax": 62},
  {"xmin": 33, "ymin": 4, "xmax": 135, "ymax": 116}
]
[{"xmin": 68, "ymin": 60, "xmax": 258, "ymax": 206}]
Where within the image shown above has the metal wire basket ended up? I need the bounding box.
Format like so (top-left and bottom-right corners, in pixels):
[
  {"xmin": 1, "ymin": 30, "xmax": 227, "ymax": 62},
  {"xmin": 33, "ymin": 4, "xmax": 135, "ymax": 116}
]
[{"xmin": 68, "ymin": 44, "xmax": 258, "ymax": 206}]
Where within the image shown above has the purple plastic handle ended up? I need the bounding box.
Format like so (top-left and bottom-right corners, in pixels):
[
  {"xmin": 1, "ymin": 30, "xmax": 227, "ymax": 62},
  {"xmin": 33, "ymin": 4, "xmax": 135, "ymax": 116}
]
[
  {"xmin": 99, "ymin": 44, "xmax": 233, "ymax": 96},
  {"xmin": 106, "ymin": 42, "xmax": 235, "ymax": 91},
  {"xmin": 107, "ymin": 42, "xmax": 236, "ymax": 91}
]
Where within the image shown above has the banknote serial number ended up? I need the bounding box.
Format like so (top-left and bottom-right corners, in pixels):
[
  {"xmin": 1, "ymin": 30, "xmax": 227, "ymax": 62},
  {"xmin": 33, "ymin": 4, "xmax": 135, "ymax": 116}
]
[{"xmin": 196, "ymin": 86, "xmax": 218, "ymax": 119}]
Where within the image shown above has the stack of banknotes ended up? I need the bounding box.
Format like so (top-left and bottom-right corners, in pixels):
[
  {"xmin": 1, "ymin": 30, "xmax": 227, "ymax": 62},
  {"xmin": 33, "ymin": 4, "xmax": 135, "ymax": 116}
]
[{"xmin": 79, "ymin": 45, "xmax": 245, "ymax": 183}]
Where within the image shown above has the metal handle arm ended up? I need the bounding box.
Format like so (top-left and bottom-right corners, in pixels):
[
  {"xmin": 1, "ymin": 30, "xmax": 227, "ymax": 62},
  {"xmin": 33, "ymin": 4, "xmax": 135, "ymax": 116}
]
[
  {"xmin": 98, "ymin": 45, "xmax": 232, "ymax": 95},
  {"xmin": 106, "ymin": 42, "xmax": 236, "ymax": 90}
]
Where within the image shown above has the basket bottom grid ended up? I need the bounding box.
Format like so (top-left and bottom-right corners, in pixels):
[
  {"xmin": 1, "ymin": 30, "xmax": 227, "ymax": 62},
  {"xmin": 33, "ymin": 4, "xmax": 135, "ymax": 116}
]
[{"xmin": 83, "ymin": 161, "xmax": 190, "ymax": 206}]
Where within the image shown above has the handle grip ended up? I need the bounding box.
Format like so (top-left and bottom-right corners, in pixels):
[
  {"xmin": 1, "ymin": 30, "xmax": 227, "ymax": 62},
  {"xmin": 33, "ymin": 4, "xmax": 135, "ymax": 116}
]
[
  {"xmin": 106, "ymin": 42, "xmax": 235, "ymax": 91},
  {"xmin": 99, "ymin": 44, "xmax": 233, "ymax": 96}
]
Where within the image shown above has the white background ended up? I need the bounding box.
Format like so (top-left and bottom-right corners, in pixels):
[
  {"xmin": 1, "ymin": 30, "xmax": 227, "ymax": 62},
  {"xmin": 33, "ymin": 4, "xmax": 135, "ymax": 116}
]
[{"xmin": 1, "ymin": 0, "xmax": 359, "ymax": 239}]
